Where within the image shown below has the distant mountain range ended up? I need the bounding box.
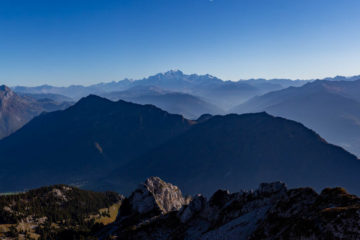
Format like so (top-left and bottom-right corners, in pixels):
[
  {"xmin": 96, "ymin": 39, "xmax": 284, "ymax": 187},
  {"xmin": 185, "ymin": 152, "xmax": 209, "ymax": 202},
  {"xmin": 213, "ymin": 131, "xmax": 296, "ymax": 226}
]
[
  {"xmin": 12, "ymin": 71, "xmax": 360, "ymax": 114},
  {"xmin": 1, "ymin": 95, "xmax": 359, "ymax": 196},
  {"xmin": 101, "ymin": 85, "xmax": 224, "ymax": 119},
  {"xmin": 17, "ymin": 92, "xmax": 73, "ymax": 103},
  {"xmin": 233, "ymin": 79, "xmax": 360, "ymax": 156},
  {"xmin": 0, "ymin": 85, "xmax": 72, "ymax": 139},
  {"xmin": 12, "ymin": 70, "xmax": 312, "ymax": 110}
]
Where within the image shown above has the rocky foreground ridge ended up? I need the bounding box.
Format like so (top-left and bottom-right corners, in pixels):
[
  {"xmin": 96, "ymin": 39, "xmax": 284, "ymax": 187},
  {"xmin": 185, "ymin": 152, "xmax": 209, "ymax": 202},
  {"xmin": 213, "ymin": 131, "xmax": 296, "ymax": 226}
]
[{"xmin": 102, "ymin": 177, "xmax": 360, "ymax": 240}]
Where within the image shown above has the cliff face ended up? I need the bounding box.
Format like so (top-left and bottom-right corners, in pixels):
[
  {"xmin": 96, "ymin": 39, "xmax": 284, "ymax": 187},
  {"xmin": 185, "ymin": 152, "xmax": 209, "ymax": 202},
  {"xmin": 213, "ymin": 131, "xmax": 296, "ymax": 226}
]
[
  {"xmin": 116, "ymin": 176, "xmax": 188, "ymax": 231},
  {"xmin": 0, "ymin": 85, "xmax": 42, "ymax": 139},
  {"xmin": 0, "ymin": 85, "xmax": 71, "ymax": 139},
  {"xmin": 106, "ymin": 177, "xmax": 360, "ymax": 240}
]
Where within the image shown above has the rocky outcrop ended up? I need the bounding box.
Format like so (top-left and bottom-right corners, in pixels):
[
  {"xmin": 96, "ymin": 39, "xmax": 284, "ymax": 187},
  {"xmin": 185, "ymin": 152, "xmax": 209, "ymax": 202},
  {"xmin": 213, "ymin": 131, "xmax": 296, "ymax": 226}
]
[
  {"xmin": 178, "ymin": 194, "xmax": 206, "ymax": 223},
  {"xmin": 118, "ymin": 177, "xmax": 187, "ymax": 220},
  {"xmin": 107, "ymin": 178, "xmax": 360, "ymax": 240},
  {"xmin": 252, "ymin": 187, "xmax": 360, "ymax": 239}
]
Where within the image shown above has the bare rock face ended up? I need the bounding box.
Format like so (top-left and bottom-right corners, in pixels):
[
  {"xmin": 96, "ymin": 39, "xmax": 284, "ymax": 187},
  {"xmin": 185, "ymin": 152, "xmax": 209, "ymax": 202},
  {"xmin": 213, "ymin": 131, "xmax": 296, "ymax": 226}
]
[
  {"xmin": 251, "ymin": 187, "xmax": 360, "ymax": 239},
  {"xmin": 178, "ymin": 194, "xmax": 207, "ymax": 223},
  {"xmin": 119, "ymin": 177, "xmax": 186, "ymax": 218},
  {"xmin": 142, "ymin": 176, "xmax": 185, "ymax": 213}
]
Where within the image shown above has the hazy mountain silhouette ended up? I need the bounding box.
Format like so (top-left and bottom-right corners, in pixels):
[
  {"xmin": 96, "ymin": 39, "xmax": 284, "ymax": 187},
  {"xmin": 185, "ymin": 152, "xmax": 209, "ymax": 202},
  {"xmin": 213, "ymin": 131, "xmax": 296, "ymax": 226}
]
[
  {"xmin": 102, "ymin": 85, "xmax": 223, "ymax": 119},
  {"xmin": 13, "ymin": 72, "xmax": 360, "ymax": 112},
  {"xmin": 244, "ymin": 78, "xmax": 308, "ymax": 90},
  {"xmin": 13, "ymin": 84, "xmax": 100, "ymax": 100},
  {"xmin": 127, "ymin": 71, "xmax": 307, "ymax": 109},
  {"xmin": 12, "ymin": 70, "xmax": 311, "ymax": 110},
  {"xmin": 323, "ymin": 74, "xmax": 360, "ymax": 82},
  {"xmin": 232, "ymin": 80, "xmax": 360, "ymax": 156},
  {"xmin": 17, "ymin": 92, "xmax": 73, "ymax": 103}
]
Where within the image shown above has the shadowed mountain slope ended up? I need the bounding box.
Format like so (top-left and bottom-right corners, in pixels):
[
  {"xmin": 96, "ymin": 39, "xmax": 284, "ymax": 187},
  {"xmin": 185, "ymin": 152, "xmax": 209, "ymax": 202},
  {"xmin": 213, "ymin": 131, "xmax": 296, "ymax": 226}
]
[
  {"xmin": 0, "ymin": 95, "xmax": 193, "ymax": 192},
  {"xmin": 103, "ymin": 112, "xmax": 360, "ymax": 196}
]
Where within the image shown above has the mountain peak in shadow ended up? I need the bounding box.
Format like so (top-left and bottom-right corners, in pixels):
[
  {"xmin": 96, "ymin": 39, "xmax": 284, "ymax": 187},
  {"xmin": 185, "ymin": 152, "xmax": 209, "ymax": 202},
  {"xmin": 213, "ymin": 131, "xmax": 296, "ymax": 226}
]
[
  {"xmin": 73, "ymin": 94, "xmax": 112, "ymax": 107},
  {"xmin": 0, "ymin": 96, "xmax": 194, "ymax": 192}
]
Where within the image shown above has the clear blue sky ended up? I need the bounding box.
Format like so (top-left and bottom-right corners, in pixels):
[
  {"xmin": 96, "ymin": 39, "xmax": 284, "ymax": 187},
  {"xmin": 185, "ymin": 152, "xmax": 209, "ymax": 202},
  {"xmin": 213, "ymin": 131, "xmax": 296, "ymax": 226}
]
[{"xmin": 1, "ymin": 0, "xmax": 360, "ymax": 86}]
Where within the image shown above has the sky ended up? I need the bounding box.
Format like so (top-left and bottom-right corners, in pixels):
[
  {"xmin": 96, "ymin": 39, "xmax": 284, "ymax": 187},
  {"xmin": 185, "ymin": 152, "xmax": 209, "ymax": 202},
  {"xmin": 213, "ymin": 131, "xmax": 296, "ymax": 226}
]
[{"xmin": 1, "ymin": 0, "xmax": 360, "ymax": 86}]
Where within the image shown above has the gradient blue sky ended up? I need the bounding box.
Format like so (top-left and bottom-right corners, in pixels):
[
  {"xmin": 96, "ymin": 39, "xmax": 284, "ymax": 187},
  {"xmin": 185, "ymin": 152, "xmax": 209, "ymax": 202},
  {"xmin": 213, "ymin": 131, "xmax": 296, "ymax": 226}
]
[{"xmin": 1, "ymin": 0, "xmax": 360, "ymax": 86}]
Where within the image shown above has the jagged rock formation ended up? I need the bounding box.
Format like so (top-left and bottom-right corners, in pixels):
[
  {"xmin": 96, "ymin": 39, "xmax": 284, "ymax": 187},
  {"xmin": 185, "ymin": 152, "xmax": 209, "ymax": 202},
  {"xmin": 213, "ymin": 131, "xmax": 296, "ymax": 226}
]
[
  {"xmin": 117, "ymin": 177, "xmax": 188, "ymax": 222},
  {"xmin": 105, "ymin": 177, "xmax": 360, "ymax": 240}
]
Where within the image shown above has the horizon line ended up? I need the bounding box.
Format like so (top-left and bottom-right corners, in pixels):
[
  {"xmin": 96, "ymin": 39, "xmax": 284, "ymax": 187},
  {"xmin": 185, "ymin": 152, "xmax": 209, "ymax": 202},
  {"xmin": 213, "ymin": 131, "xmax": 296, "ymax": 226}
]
[{"xmin": 6, "ymin": 70, "xmax": 360, "ymax": 88}]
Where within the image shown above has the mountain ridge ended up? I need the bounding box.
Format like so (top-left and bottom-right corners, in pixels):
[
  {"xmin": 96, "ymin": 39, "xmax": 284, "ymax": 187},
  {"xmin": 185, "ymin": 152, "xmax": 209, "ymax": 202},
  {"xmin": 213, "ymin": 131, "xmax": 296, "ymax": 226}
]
[
  {"xmin": 98, "ymin": 111, "xmax": 360, "ymax": 196},
  {"xmin": 232, "ymin": 79, "xmax": 360, "ymax": 156},
  {"xmin": 11, "ymin": 70, "xmax": 310, "ymax": 109},
  {"xmin": 0, "ymin": 95, "xmax": 194, "ymax": 192},
  {"xmin": 12, "ymin": 71, "xmax": 359, "ymax": 113},
  {"xmin": 104, "ymin": 177, "xmax": 360, "ymax": 240}
]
